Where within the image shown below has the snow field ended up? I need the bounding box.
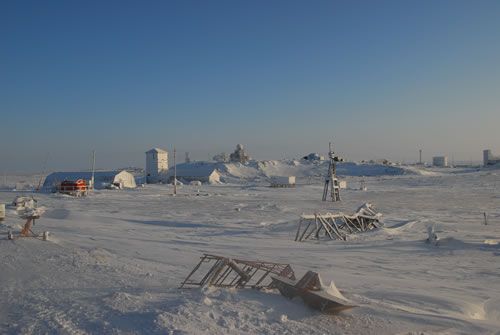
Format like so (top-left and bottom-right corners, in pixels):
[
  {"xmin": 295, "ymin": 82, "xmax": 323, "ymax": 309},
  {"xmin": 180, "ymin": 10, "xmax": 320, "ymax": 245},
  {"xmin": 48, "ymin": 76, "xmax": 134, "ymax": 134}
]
[{"xmin": 0, "ymin": 165, "xmax": 499, "ymax": 334}]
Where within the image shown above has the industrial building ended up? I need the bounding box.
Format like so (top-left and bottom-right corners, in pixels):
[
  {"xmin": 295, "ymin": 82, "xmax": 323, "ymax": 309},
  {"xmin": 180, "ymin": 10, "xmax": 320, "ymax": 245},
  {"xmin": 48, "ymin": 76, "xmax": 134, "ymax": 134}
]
[
  {"xmin": 146, "ymin": 148, "xmax": 169, "ymax": 183},
  {"xmin": 432, "ymin": 156, "xmax": 449, "ymax": 167},
  {"xmin": 229, "ymin": 144, "xmax": 251, "ymax": 164},
  {"xmin": 483, "ymin": 150, "xmax": 500, "ymax": 167}
]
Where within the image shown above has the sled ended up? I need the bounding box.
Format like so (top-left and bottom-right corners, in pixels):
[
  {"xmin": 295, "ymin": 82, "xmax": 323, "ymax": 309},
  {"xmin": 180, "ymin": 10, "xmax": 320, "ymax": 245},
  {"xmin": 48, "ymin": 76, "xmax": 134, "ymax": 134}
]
[{"xmin": 271, "ymin": 271, "xmax": 356, "ymax": 314}]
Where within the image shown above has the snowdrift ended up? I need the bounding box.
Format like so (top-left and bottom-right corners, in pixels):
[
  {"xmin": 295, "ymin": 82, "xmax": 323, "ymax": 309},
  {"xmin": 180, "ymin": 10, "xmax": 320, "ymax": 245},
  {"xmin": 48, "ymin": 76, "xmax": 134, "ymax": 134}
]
[{"xmin": 179, "ymin": 160, "xmax": 420, "ymax": 184}]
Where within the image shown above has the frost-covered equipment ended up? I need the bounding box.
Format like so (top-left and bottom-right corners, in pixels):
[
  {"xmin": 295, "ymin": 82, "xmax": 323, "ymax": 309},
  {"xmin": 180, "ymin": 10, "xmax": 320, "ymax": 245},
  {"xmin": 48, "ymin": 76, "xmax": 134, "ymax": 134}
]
[
  {"xmin": 271, "ymin": 271, "xmax": 356, "ymax": 314},
  {"xmin": 295, "ymin": 203, "xmax": 382, "ymax": 242},
  {"xmin": 179, "ymin": 254, "xmax": 295, "ymax": 289},
  {"xmin": 270, "ymin": 176, "xmax": 296, "ymax": 188},
  {"xmin": 12, "ymin": 196, "xmax": 37, "ymax": 210},
  {"xmin": 426, "ymin": 225, "xmax": 438, "ymax": 245},
  {"xmin": 359, "ymin": 178, "xmax": 367, "ymax": 191},
  {"xmin": 322, "ymin": 142, "xmax": 343, "ymax": 202},
  {"xmin": 7, "ymin": 197, "xmax": 49, "ymax": 240}
]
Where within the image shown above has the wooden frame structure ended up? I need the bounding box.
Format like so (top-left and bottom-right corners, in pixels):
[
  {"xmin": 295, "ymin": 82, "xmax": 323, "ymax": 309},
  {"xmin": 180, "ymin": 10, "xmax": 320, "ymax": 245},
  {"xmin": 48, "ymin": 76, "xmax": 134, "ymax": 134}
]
[
  {"xmin": 295, "ymin": 203, "xmax": 381, "ymax": 242},
  {"xmin": 179, "ymin": 254, "xmax": 295, "ymax": 289}
]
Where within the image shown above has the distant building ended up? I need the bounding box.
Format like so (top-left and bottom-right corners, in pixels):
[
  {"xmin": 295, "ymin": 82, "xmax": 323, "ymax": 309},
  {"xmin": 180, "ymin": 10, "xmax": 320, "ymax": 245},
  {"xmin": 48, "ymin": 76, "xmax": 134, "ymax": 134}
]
[
  {"xmin": 43, "ymin": 170, "xmax": 136, "ymax": 191},
  {"xmin": 229, "ymin": 144, "xmax": 251, "ymax": 164},
  {"xmin": 146, "ymin": 148, "xmax": 168, "ymax": 183},
  {"xmin": 302, "ymin": 153, "xmax": 324, "ymax": 161},
  {"xmin": 432, "ymin": 156, "xmax": 448, "ymax": 167},
  {"xmin": 270, "ymin": 176, "xmax": 296, "ymax": 188},
  {"xmin": 213, "ymin": 152, "xmax": 229, "ymax": 163},
  {"xmin": 167, "ymin": 162, "xmax": 221, "ymax": 184},
  {"xmin": 483, "ymin": 149, "xmax": 500, "ymax": 167}
]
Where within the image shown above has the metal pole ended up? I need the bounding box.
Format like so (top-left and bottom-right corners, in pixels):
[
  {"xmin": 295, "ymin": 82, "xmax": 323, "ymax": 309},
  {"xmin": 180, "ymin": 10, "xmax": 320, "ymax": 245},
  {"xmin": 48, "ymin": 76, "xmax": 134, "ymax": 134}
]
[
  {"xmin": 91, "ymin": 150, "xmax": 96, "ymax": 191},
  {"xmin": 173, "ymin": 147, "xmax": 177, "ymax": 195}
]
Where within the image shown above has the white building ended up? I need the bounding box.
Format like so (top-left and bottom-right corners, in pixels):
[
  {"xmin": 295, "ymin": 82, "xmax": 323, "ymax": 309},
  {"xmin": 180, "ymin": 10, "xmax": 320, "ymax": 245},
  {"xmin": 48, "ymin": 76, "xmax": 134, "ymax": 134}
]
[
  {"xmin": 270, "ymin": 176, "xmax": 296, "ymax": 188},
  {"xmin": 167, "ymin": 162, "xmax": 221, "ymax": 184},
  {"xmin": 432, "ymin": 156, "xmax": 449, "ymax": 167},
  {"xmin": 483, "ymin": 150, "xmax": 500, "ymax": 167},
  {"xmin": 43, "ymin": 170, "xmax": 136, "ymax": 191},
  {"xmin": 146, "ymin": 148, "xmax": 169, "ymax": 183}
]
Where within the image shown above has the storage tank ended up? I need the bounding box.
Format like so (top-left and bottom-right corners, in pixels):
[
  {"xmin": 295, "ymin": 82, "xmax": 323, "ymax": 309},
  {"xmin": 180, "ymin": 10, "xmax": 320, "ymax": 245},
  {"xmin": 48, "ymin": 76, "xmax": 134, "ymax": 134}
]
[{"xmin": 432, "ymin": 156, "xmax": 448, "ymax": 167}]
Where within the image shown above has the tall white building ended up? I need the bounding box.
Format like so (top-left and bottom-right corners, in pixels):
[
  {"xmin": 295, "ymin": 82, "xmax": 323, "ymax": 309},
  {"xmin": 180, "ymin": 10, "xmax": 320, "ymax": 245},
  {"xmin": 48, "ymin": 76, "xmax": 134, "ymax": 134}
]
[{"xmin": 145, "ymin": 148, "xmax": 168, "ymax": 183}]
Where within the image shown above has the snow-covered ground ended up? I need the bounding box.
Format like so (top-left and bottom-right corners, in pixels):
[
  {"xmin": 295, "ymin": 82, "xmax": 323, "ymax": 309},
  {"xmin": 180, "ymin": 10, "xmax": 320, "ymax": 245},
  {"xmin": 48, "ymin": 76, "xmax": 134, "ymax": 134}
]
[{"xmin": 1, "ymin": 163, "xmax": 499, "ymax": 334}]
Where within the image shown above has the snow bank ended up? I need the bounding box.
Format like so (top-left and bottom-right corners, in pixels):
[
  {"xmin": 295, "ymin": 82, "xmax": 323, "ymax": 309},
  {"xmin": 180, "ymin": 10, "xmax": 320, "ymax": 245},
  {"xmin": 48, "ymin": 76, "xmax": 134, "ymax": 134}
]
[
  {"xmin": 166, "ymin": 160, "xmax": 424, "ymax": 185},
  {"xmin": 216, "ymin": 160, "xmax": 418, "ymax": 184}
]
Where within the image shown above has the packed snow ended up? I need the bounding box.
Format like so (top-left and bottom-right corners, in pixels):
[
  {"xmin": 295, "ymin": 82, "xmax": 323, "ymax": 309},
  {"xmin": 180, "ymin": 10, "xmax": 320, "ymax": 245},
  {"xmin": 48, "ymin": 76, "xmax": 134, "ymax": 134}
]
[{"xmin": 0, "ymin": 161, "xmax": 499, "ymax": 334}]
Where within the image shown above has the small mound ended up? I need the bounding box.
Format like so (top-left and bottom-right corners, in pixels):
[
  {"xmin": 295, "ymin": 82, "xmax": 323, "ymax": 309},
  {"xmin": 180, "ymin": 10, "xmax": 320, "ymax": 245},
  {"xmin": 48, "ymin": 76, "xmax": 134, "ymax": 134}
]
[{"xmin": 484, "ymin": 298, "xmax": 500, "ymax": 322}]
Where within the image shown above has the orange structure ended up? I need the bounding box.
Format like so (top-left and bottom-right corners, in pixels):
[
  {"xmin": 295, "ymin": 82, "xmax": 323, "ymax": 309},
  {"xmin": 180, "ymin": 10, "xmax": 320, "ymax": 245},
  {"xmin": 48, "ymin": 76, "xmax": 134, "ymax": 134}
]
[{"xmin": 59, "ymin": 179, "xmax": 88, "ymax": 195}]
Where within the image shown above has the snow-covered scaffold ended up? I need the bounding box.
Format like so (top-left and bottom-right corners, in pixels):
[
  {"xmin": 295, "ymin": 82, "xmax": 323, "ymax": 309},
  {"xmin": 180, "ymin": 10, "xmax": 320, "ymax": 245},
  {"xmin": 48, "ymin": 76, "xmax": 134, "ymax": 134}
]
[
  {"xmin": 179, "ymin": 254, "xmax": 295, "ymax": 289},
  {"xmin": 295, "ymin": 203, "xmax": 382, "ymax": 242}
]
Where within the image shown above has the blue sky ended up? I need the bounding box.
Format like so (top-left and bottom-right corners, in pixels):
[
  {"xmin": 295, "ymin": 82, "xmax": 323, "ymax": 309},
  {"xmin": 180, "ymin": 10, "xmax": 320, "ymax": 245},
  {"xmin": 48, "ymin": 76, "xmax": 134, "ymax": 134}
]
[{"xmin": 1, "ymin": 0, "xmax": 499, "ymax": 172}]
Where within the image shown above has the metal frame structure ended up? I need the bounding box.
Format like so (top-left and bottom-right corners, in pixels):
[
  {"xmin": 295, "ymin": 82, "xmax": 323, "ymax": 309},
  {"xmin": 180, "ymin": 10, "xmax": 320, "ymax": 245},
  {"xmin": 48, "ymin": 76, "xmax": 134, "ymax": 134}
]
[
  {"xmin": 322, "ymin": 142, "xmax": 341, "ymax": 202},
  {"xmin": 296, "ymin": 203, "xmax": 382, "ymax": 242},
  {"xmin": 179, "ymin": 254, "xmax": 295, "ymax": 289}
]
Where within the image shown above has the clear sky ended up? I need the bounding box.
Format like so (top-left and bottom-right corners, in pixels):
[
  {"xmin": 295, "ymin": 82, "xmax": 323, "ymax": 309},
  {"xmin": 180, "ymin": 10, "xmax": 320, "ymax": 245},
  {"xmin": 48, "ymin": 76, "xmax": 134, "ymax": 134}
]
[{"xmin": 1, "ymin": 0, "xmax": 500, "ymax": 172}]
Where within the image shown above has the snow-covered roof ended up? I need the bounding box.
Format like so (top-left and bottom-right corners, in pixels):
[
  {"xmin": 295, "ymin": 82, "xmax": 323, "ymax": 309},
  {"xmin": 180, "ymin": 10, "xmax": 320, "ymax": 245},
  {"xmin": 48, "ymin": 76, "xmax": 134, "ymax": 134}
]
[
  {"xmin": 146, "ymin": 148, "xmax": 167, "ymax": 154},
  {"xmin": 166, "ymin": 163, "xmax": 219, "ymax": 178}
]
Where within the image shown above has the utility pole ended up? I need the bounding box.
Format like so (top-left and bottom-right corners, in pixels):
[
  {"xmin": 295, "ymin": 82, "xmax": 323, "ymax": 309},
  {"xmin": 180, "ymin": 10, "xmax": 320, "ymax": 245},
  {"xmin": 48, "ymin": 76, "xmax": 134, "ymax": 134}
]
[
  {"xmin": 173, "ymin": 147, "xmax": 177, "ymax": 195},
  {"xmin": 35, "ymin": 152, "xmax": 49, "ymax": 192},
  {"xmin": 419, "ymin": 149, "xmax": 422, "ymax": 165},
  {"xmin": 91, "ymin": 150, "xmax": 96, "ymax": 191}
]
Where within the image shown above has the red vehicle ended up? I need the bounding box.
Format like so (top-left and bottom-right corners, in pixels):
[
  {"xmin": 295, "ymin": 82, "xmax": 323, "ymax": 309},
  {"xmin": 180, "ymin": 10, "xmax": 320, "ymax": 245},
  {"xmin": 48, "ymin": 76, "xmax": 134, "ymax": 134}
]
[{"xmin": 59, "ymin": 179, "xmax": 88, "ymax": 194}]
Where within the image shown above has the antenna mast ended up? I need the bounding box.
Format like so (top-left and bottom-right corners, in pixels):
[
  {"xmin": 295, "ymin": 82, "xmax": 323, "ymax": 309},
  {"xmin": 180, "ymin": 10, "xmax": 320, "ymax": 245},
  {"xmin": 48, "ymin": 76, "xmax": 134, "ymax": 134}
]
[
  {"xmin": 322, "ymin": 142, "xmax": 341, "ymax": 202},
  {"xmin": 35, "ymin": 152, "xmax": 49, "ymax": 192}
]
